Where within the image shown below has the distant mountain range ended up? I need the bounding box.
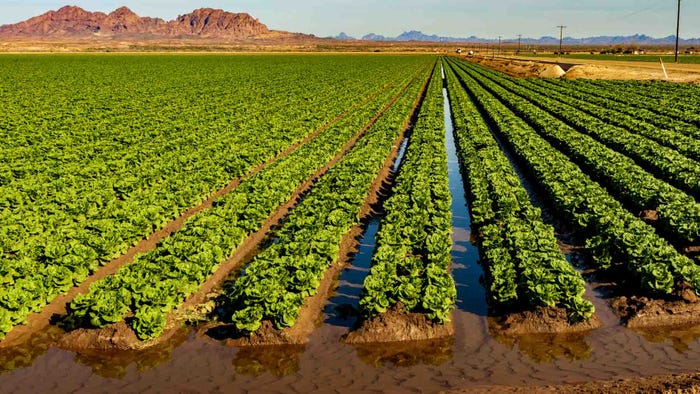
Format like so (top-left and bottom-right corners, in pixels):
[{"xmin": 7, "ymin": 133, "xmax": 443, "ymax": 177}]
[
  {"xmin": 2, "ymin": 6, "xmax": 698, "ymax": 46},
  {"xmin": 334, "ymin": 31, "xmax": 700, "ymax": 46},
  {"xmin": 0, "ymin": 6, "xmax": 310, "ymax": 39}
]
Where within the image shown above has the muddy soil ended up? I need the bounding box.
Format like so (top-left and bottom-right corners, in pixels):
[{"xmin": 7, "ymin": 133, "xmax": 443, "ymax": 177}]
[
  {"xmin": 451, "ymin": 373, "xmax": 700, "ymax": 393},
  {"xmin": 611, "ymin": 294, "xmax": 700, "ymax": 329},
  {"xmin": 204, "ymin": 65, "xmax": 433, "ymax": 347},
  {"xmin": 490, "ymin": 306, "xmax": 601, "ymax": 336},
  {"xmin": 343, "ymin": 305, "xmax": 454, "ymax": 344}
]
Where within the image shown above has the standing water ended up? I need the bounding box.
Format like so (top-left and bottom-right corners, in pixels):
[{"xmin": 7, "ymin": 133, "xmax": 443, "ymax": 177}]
[
  {"xmin": 5, "ymin": 64, "xmax": 700, "ymax": 393},
  {"xmin": 441, "ymin": 70, "xmax": 487, "ymax": 317},
  {"xmin": 324, "ymin": 125, "xmax": 412, "ymax": 328}
]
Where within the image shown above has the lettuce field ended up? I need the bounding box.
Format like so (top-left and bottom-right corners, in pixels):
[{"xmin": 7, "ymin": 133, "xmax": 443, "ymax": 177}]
[{"xmin": 2, "ymin": 54, "xmax": 700, "ymax": 392}]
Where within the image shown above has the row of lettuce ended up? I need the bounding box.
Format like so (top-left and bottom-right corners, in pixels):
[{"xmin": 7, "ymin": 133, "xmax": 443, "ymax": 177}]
[
  {"xmin": 446, "ymin": 57, "xmax": 700, "ymax": 298},
  {"xmin": 6, "ymin": 55, "xmax": 697, "ymax": 341},
  {"xmin": 223, "ymin": 65, "xmax": 433, "ymax": 334},
  {"xmin": 60, "ymin": 63, "xmax": 432, "ymax": 340},
  {"xmin": 444, "ymin": 65, "xmax": 593, "ymax": 321},
  {"xmin": 561, "ymin": 78, "xmax": 700, "ymax": 129},
  {"xmin": 357, "ymin": 65, "xmax": 456, "ymax": 324},
  {"xmin": 470, "ymin": 66, "xmax": 700, "ymax": 202},
  {"xmin": 456, "ymin": 61, "xmax": 700, "ymax": 246},
  {"xmin": 0, "ymin": 55, "xmax": 433, "ymax": 340},
  {"xmin": 524, "ymin": 78, "xmax": 700, "ymax": 160}
]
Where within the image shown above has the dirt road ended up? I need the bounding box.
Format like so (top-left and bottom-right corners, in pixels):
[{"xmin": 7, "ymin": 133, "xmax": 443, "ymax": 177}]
[{"xmin": 469, "ymin": 55, "xmax": 700, "ymax": 83}]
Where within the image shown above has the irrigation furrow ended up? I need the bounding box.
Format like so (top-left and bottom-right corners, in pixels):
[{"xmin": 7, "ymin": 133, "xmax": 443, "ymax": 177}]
[
  {"xmin": 460, "ymin": 61, "xmax": 700, "ymax": 200},
  {"xmin": 449, "ymin": 58, "xmax": 700, "ymax": 247},
  {"xmin": 347, "ymin": 62, "xmax": 456, "ymax": 343},
  {"xmin": 58, "ymin": 63, "xmax": 433, "ymax": 346},
  {"xmin": 447, "ymin": 58, "xmax": 700, "ymax": 300},
  {"xmin": 444, "ymin": 63, "xmax": 595, "ymax": 325},
  {"xmin": 0, "ymin": 80, "xmax": 403, "ymax": 348}
]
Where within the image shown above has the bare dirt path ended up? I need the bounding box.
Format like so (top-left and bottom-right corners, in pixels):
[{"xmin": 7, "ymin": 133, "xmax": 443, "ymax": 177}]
[{"xmin": 466, "ymin": 55, "xmax": 700, "ymax": 83}]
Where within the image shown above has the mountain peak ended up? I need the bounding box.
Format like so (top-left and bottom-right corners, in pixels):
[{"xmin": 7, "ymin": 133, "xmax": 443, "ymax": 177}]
[
  {"xmin": 355, "ymin": 31, "xmax": 700, "ymax": 45},
  {"xmin": 172, "ymin": 8, "xmax": 267, "ymax": 37},
  {"xmin": 56, "ymin": 5, "xmax": 86, "ymax": 13},
  {"xmin": 335, "ymin": 32, "xmax": 354, "ymax": 40},
  {"xmin": 109, "ymin": 6, "xmax": 137, "ymax": 17},
  {"xmin": 0, "ymin": 5, "xmax": 274, "ymax": 39}
]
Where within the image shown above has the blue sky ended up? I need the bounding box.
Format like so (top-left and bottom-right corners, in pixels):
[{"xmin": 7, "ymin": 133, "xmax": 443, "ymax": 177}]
[{"xmin": 1, "ymin": 0, "xmax": 698, "ymax": 39}]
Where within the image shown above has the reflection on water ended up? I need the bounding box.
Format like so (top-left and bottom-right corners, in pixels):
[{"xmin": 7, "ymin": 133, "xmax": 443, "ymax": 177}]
[
  {"xmin": 324, "ymin": 219, "xmax": 379, "ymax": 328},
  {"xmin": 232, "ymin": 344, "xmax": 304, "ymax": 377},
  {"xmin": 325, "ymin": 127, "xmax": 410, "ymax": 328},
  {"xmin": 443, "ymin": 84, "xmax": 487, "ymax": 317},
  {"xmin": 488, "ymin": 318, "xmax": 593, "ymax": 364},
  {"xmin": 352, "ymin": 337, "xmax": 453, "ymax": 368},
  {"xmin": 633, "ymin": 324, "xmax": 700, "ymax": 354},
  {"xmin": 70, "ymin": 328, "xmax": 190, "ymax": 379},
  {"xmin": 0, "ymin": 326, "xmax": 63, "ymax": 375}
]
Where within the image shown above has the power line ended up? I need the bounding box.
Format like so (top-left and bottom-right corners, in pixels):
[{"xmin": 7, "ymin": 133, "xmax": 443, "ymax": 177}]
[
  {"xmin": 617, "ymin": 3, "xmax": 666, "ymax": 20},
  {"xmin": 557, "ymin": 25, "xmax": 566, "ymax": 54},
  {"xmin": 675, "ymin": 0, "xmax": 681, "ymax": 63}
]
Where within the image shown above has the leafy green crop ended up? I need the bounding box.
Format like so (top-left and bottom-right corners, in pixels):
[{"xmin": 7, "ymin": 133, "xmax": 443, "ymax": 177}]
[
  {"xmin": 444, "ymin": 64, "xmax": 593, "ymax": 322},
  {"xmin": 62, "ymin": 56, "xmax": 433, "ymax": 340},
  {"xmin": 358, "ymin": 64, "xmax": 457, "ymax": 324},
  {"xmin": 456, "ymin": 60, "xmax": 700, "ymax": 245},
  {"xmin": 526, "ymin": 78, "xmax": 700, "ymax": 159},
  {"xmin": 0, "ymin": 54, "xmax": 432, "ymax": 340},
  {"xmin": 468, "ymin": 64, "xmax": 700, "ymax": 201},
  {"xmin": 223, "ymin": 64, "xmax": 432, "ymax": 334},
  {"xmin": 570, "ymin": 79, "xmax": 700, "ymax": 128},
  {"xmin": 447, "ymin": 57, "xmax": 700, "ymax": 297}
]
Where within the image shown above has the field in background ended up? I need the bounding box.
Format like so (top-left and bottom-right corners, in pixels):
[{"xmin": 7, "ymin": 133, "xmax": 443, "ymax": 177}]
[{"xmin": 527, "ymin": 53, "xmax": 700, "ymax": 64}]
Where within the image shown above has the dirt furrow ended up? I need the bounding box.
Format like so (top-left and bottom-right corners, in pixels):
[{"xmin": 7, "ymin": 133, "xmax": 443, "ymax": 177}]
[
  {"xmin": 0, "ymin": 84, "xmax": 392, "ymax": 348},
  {"xmin": 55, "ymin": 66, "xmax": 429, "ymax": 351},
  {"xmin": 197, "ymin": 65, "xmax": 434, "ymax": 347}
]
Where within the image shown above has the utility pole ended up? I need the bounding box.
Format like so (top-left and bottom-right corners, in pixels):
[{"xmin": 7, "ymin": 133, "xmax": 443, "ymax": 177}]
[
  {"xmin": 675, "ymin": 0, "xmax": 681, "ymax": 63},
  {"xmin": 557, "ymin": 25, "xmax": 566, "ymax": 54},
  {"xmin": 498, "ymin": 36, "xmax": 502, "ymax": 56},
  {"xmin": 517, "ymin": 34, "xmax": 522, "ymax": 54}
]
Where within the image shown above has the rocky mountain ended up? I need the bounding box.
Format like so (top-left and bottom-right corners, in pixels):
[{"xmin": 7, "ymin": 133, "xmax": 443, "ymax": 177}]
[
  {"xmin": 355, "ymin": 30, "xmax": 700, "ymax": 46},
  {"xmin": 0, "ymin": 6, "xmax": 276, "ymax": 38},
  {"xmin": 169, "ymin": 8, "xmax": 269, "ymax": 37}
]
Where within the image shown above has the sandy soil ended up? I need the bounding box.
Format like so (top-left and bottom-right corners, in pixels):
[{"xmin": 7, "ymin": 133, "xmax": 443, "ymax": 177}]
[
  {"xmin": 0, "ymin": 38, "xmax": 466, "ymax": 53},
  {"xmin": 464, "ymin": 55, "xmax": 700, "ymax": 83}
]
